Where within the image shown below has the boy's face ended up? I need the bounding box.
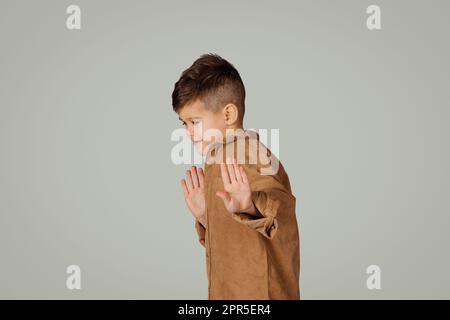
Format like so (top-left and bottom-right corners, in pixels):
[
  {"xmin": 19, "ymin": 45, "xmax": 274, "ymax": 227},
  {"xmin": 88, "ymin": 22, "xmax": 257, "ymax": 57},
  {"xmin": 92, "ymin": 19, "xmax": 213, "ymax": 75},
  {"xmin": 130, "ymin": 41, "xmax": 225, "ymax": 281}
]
[{"xmin": 178, "ymin": 99, "xmax": 227, "ymax": 156}]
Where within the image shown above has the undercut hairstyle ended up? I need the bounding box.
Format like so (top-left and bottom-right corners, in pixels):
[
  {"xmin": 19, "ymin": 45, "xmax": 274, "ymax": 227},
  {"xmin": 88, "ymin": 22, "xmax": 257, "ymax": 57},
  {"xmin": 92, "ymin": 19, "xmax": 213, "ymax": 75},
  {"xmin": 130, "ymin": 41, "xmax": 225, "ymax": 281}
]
[{"xmin": 172, "ymin": 53, "xmax": 246, "ymax": 121}]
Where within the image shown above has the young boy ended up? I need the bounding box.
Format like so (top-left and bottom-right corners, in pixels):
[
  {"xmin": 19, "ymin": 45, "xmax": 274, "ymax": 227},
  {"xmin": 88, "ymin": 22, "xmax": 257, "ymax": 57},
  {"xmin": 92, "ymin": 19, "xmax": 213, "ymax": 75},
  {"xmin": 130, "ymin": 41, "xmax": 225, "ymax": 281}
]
[{"xmin": 172, "ymin": 54, "xmax": 300, "ymax": 300}]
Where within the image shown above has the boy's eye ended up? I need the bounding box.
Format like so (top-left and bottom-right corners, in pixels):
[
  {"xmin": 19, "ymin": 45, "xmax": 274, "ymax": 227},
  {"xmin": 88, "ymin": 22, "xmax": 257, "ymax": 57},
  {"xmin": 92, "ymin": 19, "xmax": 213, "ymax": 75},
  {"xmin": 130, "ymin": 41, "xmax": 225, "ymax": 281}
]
[{"xmin": 180, "ymin": 120, "xmax": 200, "ymax": 126}]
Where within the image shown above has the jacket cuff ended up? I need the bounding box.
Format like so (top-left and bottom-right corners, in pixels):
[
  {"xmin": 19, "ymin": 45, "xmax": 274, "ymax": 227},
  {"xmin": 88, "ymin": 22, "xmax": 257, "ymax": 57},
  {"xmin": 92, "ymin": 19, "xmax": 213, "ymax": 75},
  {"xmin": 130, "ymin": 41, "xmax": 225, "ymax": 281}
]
[
  {"xmin": 229, "ymin": 191, "xmax": 279, "ymax": 239},
  {"xmin": 194, "ymin": 219, "xmax": 206, "ymax": 247}
]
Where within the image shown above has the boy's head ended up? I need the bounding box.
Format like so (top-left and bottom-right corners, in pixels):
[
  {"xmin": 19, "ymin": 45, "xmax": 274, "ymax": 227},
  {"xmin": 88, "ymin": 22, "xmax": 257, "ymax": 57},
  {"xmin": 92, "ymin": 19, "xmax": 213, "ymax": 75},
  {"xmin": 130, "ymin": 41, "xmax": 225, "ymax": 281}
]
[{"xmin": 172, "ymin": 53, "xmax": 246, "ymax": 155}]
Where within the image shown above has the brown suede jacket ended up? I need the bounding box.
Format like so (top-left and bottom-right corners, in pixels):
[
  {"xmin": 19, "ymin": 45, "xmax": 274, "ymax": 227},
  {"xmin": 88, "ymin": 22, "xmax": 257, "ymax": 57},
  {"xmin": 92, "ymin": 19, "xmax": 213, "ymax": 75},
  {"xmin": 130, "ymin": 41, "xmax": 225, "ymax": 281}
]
[{"xmin": 194, "ymin": 130, "xmax": 300, "ymax": 299}]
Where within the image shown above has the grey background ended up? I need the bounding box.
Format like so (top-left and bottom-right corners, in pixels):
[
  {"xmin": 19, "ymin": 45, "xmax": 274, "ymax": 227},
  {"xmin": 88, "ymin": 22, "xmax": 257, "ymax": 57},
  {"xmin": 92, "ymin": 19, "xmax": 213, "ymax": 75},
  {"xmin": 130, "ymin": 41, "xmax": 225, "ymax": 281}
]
[{"xmin": 1, "ymin": 0, "xmax": 449, "ymax": 299}]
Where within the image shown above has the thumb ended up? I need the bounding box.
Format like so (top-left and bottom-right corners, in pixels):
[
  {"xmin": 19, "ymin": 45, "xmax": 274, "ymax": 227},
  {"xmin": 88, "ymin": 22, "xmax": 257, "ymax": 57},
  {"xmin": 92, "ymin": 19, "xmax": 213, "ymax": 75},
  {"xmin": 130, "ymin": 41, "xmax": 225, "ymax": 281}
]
[{"xmin": 216, "ymin": 191, "xmax": 231, "ymax": 203}]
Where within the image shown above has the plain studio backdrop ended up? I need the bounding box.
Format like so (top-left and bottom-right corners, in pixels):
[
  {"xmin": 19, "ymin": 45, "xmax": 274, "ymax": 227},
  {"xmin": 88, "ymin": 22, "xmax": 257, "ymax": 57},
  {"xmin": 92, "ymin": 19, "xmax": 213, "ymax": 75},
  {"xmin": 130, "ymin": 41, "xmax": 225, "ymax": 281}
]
[{"xmin": 0, "ymin": 0, "xmax": 449, "ymax": 299}]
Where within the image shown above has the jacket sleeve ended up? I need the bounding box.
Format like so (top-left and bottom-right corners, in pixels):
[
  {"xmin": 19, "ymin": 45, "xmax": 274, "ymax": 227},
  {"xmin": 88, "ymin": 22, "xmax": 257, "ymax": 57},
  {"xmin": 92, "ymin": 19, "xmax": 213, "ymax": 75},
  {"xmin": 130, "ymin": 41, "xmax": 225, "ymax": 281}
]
[
  {"xmin": 194, "ymin": 219, "xmax": 206, "ymax": 247},
  {"xmin": 227, "ymin": 161, "xmax": 296, "ymax": 240}
]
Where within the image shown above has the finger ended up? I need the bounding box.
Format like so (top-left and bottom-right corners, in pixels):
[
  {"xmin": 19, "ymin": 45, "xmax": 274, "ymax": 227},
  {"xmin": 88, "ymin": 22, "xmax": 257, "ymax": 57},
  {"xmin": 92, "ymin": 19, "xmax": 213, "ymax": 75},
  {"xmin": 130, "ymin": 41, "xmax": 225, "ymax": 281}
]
[
  {"xmin": 190, "ymin": 166, "xmax": 199, "ymax": 188},
  {"xmin": 233, "ymin": 159, "xmax": 242, "ymax": 183},
  {"xmin": 226, "ymin": 158, "xmax": 236, "ymax": 182},
  {"xmin": 240, "ymin": 166, "xmax": 249, "ymax": 184},
  {"xmin": 181, "ymin": 179, "xmax": 189, "ymax": 198},
  {"xmin": 186, "ymin": 170, "xmax": 194, "ymax": 191},
  {"xmin": 220, "ymin": 163, "xmax": 231, "ymax": 186},
  {"xmin": 227, "ymin": 164, "xmax": 236, "ymax": 182},
  {"xmin": 198, "ymin": 167, "xmax": 205, "ymax": 188}
]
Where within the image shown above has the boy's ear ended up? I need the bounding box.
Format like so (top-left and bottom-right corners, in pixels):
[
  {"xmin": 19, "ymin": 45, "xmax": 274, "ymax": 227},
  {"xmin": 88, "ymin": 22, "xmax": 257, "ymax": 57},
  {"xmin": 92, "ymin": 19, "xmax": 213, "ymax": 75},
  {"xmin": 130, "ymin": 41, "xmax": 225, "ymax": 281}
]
[{"xmin": 223, "ymin": 103, "xmax": 239, "ymax": 126}]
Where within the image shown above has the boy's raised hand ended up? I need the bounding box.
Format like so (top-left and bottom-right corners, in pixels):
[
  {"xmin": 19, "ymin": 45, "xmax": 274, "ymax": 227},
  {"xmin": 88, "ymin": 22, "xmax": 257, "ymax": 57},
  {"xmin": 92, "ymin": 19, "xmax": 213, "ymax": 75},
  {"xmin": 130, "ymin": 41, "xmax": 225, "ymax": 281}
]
[
  {"xmin": 216, "ymin": 158, "xmax": 257, "ymax": 215},
  {"xmin": 181, "ymin": 166, "xmax": 206, "ymax": 225}
]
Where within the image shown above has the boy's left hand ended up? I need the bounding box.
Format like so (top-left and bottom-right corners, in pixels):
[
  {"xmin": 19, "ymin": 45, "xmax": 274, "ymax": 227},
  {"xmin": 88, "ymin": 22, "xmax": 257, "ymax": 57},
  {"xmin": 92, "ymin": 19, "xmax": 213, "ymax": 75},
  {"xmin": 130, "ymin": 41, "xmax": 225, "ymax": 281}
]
[{"xmin": 216, "ymin": 158, "xmax": 257, "ymax": 215}]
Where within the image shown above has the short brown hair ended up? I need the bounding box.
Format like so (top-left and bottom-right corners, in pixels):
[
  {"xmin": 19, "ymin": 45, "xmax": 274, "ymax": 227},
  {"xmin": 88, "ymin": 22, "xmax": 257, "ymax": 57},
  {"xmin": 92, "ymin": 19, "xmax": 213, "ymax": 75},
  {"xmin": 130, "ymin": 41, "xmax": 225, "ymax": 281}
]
[{"xmin": 172, "ymin": 53, "xmax": 246, "ymax": 120}]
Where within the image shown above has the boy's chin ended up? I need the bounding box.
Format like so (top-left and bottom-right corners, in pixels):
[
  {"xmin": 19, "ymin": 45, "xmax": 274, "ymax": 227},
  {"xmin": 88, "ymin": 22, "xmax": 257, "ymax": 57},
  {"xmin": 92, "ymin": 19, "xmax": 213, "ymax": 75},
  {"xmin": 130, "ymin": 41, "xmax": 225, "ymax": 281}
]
[
  {"xmin": 194, "ymin": 142, "xmax": 205, "ymax": 156},
  {"xmin": 195, "ymin": 142, "xmax": 215, "ymax": 158}
]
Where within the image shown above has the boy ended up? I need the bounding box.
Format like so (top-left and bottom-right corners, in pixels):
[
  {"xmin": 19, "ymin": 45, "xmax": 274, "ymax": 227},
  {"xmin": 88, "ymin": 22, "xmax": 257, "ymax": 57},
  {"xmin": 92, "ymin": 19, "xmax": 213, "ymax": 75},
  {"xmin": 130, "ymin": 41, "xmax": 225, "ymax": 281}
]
[{"xmin": 172, "ymin": 54, "xmax": 300, "ymax": 299}]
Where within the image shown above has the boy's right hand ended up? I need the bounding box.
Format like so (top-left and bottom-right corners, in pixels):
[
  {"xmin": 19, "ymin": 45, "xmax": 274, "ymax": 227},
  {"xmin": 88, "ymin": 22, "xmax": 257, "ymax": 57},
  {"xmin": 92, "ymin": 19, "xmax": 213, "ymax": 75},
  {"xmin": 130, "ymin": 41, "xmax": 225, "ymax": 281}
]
[{"xmin": 181, "ymin": 166, "xmax": 206, "ymax": 226}]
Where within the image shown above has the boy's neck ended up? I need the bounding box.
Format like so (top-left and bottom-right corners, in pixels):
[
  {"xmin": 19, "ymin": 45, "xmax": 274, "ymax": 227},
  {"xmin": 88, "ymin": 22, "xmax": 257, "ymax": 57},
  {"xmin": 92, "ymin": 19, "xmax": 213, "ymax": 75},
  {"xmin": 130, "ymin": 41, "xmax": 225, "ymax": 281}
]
[{"xmin": 224, "ymin": 125, "xmax": 244, "ymax": 138}]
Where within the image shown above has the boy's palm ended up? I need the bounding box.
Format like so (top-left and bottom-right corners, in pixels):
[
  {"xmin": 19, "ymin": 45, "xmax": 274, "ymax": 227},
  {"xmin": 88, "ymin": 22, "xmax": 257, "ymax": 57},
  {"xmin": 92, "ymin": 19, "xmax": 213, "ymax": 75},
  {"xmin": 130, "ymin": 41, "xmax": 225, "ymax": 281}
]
[
  {"xmin": 185, "ymin": 187, "xmax": 205, "ymax": 219},
  {"xmin": 216, "ymin": 159, "xmax": 256, "ymax": 214},
  {"xmin": 181, "ymin": 166, "xmax": 206, "ymax": 220}
]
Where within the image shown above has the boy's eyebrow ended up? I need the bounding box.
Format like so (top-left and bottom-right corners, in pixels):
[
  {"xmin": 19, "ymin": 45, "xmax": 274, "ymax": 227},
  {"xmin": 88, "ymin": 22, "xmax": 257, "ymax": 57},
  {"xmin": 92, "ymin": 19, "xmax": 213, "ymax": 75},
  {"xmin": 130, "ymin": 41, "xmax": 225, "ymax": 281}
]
[{"xmin": 178, "ymin": 117, "xmax": 201, "ymax": 121}]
